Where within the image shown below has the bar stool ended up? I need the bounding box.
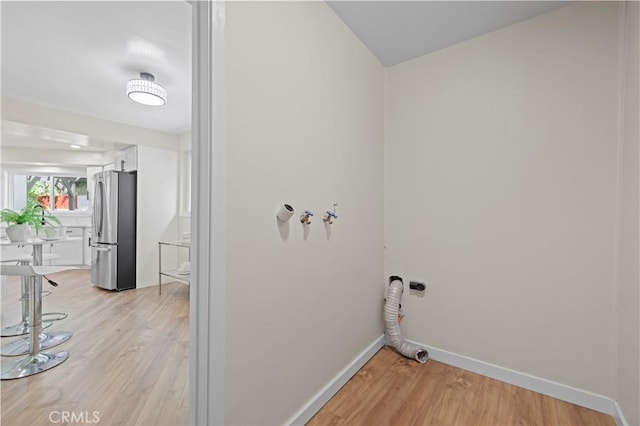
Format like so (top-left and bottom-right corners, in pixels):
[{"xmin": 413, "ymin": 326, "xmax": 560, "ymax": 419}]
[
  {"xmin": 0, "ymin": 253, "xmax": 60, "ymax": 337},
  {"xmin": 0, "ymin": 265, "xmax": 74, "ymax": 379}
]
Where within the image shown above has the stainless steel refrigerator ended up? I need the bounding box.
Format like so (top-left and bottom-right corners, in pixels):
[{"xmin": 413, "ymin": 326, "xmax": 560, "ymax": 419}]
[{"xmin": 90, "ymin": 170, "xmax": 137, "ymax": 291}]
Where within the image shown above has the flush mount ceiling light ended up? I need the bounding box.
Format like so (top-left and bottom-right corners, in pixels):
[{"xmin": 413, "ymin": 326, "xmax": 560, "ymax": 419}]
[{"xmin": 127, "ymin": 72, "xmax": 167, "ymax": 106}]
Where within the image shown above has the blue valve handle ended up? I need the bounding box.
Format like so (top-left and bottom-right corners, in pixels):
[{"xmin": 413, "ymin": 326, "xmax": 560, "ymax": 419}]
[
  {"xmin": 326, "ymin": 211, "xmax": 337, "ymax": 218},
  {"xmin": 303, "ymin": 210, "xmax": 314, "ymax": 216}
]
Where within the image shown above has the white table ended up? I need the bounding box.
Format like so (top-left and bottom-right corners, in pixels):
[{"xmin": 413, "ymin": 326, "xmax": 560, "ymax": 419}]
[{"xmin": 0, "ymin": 238, "xmax": 77, "ymax": 379}]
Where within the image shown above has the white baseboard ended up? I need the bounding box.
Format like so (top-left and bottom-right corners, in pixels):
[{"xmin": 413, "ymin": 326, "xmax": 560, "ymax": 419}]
[
  {"xmin": 612, "ymin": 400, "xmax": 629, "ymax": 426},
  {"xmin": 410, "ymin": 340, "xmax": 626, "ymax": 423},
  {"xmin": 135, "ymin": 281, "xmax": 157, "ymax": 289},
  {"xmin": 286, "ymin": 335, "xmax": 386, "ymax": 426},
  {"xmin": 285, "ymin": 335, "xmax": 629, "ymax": 426}
]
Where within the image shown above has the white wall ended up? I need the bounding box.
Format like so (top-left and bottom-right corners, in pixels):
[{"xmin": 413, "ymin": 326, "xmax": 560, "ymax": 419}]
[
  {"xmin": 1, "ymin": 96, "xmax": 178, "ymax": 151},
  {"xmin": 177, "ymin": 132, "xmax": 191, "ymax": 264},
  {"xmin": 11, "ymin": 174, "xmax": 27, "ymax": 211},
  {"xmin": 616, "ymin": 2, "xmax": 640, "ymax": 424},
  {"xmin": 178, "ymin": 130, "xmax": 191, "ymax": 223},
  {"xmin": 224, "ymin": 2, "xmax": 384, "ymax": 424},
  {"xmin": 136, "ymin": 145, "xmax": 179, "ymax": 287},
  {"xmin": 178, "ymin": 131, "xmax": 191, "ymax": 152},
  {"xmin": 385, "ymin": 2, "xmax": 619, "ymax": 398},
  {"xmin": 0, "ymin": 170, "xmax": 10, "ymax": 209},
  {"xmin": 1, "ymin": 147, "xmax": 108, "ymax": 167}
]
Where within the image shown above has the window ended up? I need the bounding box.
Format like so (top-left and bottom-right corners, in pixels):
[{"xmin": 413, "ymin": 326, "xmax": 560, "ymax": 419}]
[{"xmin": 14, "ymin": 174, "xmax": 89, "ymax": 212}]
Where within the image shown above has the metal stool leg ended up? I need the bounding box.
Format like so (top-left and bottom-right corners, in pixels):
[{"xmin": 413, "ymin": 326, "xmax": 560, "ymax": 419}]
[
  {"xmin": 1, "ymin": 313, "xmax": 71, "ymax": 356},
  {"xmin": 1, "ymin": 331, "xmax": 72, "ymax": 356},
  {"xmin": 1, "ymin": 263, "xmax": 52, "ymax": 337},
  {"xmin": 1, "ymin": 247, "xmax": 69, "ymax": 379}
]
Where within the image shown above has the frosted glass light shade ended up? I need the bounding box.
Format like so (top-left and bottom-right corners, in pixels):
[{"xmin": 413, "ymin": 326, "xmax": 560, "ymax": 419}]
[{"xmin": 127, "ymin": 73, "xmax": 167, "ymax": 106}]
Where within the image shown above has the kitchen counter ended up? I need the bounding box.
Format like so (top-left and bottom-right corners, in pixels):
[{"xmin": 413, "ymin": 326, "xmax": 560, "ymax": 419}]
[{"xmin": 1, "ymin": 226, "xmax": 91, "ymax": 267}]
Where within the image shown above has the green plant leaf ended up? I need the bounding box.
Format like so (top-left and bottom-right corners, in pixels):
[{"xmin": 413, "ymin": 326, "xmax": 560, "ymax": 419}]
[{"xmin": 0, "ymin": 200, "xmax": 61, "ymax": 235}]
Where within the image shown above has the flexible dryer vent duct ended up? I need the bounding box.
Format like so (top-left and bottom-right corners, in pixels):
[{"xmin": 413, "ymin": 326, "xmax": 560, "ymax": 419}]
[{"xmin": 384, "ymin": 276, "xmax": 429, "ymax": 363}]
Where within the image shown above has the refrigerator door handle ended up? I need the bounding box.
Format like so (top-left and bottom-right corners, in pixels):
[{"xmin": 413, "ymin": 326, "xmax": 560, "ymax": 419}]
[
  {"xmin": 94, "ymin": 180, "xmax": 104, "ymax": 238},
  {"xmin": 91, "ymin": 246, "xmax": 111, "ymax": 252}
]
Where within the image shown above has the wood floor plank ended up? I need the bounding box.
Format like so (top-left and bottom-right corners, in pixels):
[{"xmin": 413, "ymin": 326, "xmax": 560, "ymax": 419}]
[
  {"xmin": 1, "ymin": 272, "xmax": 617, "ymax": 426},
  {"xmin": 0, "ymin": 270, "xmax": 189, "ymax": 426},
  {"xmin": 308, "ymin": 346, "xmax": 615, "ymax": 426}
]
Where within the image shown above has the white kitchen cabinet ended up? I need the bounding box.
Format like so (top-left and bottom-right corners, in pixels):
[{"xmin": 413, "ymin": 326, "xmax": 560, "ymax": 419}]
[
  {"xmin": 45, "ymin": 227, "xmax": 85, "ymax": 266},
  {"xmin": 83, "ymin": 228, "xmax": 91, "ymax": 266},
  {"xmin": 114, "ymin": 146, "xmax": 138, "ymax": 172}
]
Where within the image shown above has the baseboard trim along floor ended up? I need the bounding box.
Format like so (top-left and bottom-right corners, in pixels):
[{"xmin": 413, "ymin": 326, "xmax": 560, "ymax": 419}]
[
  {"xmin": 411, "ymin": 340, "xmax": 627, "ymax": 425},
  {"xmin": 287, "ymin": 334, "xmax": 629, "ymax": 426},
  {"xmin": 612, "ymin": 400, "xmax": 629, "ymax": 426},
  {"xmin": 286, "ymin": 335, "xmax": 386, "ymax": 426}
]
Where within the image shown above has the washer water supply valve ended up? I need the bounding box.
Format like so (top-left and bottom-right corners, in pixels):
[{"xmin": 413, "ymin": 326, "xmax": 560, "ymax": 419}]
[
  {"xmin": 300, "ymin": 210, "xmax": 314, "ymax": 225},
  {"xmin": 323, "ymin": 203, "xmax": 338, "ymax": 224},
  {"xmin": 323, "ymin": 210, "xmax": 337, "ymax": 224}
]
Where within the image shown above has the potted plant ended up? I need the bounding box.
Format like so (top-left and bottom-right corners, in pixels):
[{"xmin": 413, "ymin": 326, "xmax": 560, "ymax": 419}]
[{"xmin": 1, "ymin": 199, "xmax": 61, "ymax": 242}]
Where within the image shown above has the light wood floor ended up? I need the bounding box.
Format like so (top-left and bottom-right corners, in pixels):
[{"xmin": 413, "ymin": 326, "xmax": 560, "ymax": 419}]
[
  {"xmin": 1, "ymin": 272, "xmax": 617, "ymax": 426},
  {"xmin": 308, "ymin": 346, "xmax": 616, "ymax": 426},
  {"xmin": 0, "ymin": 270, "xmax": 189, "ymax": 426}
]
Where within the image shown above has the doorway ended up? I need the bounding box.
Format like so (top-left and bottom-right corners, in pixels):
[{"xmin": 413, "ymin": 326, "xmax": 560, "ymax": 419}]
[{"xmin": 0, "ymin": 1, "xmax": 221, "ymax": 424}]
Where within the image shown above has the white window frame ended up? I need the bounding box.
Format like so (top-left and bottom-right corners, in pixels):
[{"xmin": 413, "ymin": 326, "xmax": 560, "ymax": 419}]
[{"xmin": 7, "ymin": 168, "xmax": 90, "ymax": 214}]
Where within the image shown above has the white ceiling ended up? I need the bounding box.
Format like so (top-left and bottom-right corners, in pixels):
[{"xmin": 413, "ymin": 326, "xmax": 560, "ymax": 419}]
[
  {"xmin": 1, "ymin": 1, "xmax": 192, "ymax": 136},
  {"xmin": 328, "ymin": 1, "xmax": 571, "ymax": 66},
  {"xmin": 1, "ymin": 0, "xmax": 570, "ymax": 146}
]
